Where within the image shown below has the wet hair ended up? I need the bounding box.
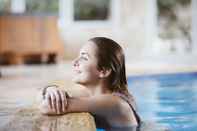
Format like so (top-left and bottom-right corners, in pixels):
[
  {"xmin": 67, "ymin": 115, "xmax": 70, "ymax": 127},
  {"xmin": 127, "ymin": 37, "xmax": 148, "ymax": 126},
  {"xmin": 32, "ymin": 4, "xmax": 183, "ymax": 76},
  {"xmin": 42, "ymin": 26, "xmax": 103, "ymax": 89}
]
[{"xmin": 89, "ymin": 37, "xmax": 129, "ymax": 93}]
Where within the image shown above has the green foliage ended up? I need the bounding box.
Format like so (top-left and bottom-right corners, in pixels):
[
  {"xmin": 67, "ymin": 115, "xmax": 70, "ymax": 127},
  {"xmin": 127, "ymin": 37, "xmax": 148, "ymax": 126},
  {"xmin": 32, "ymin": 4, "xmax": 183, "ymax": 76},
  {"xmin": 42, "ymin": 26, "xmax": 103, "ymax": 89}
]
[
  {"xmin": 158, "ymin": 0, "xmax": 191, "ymax": 16},
  {"xmin": 0, "ymin": 0, "xmax": 10, "ymax": 13},
  {"xmin": 0, "ymin": 0, "xmax": 59, "ymax": 14},
  {"xmin": 158, "ymin": 0, "xmax": 191, "ymax": 41},
  {"xmin": 26, "ymin": 0, "xmax": 58, "ymax": 14},
  {"xmin": 74, "ymin": 0, "xmax": 110, "ymax": 20}
]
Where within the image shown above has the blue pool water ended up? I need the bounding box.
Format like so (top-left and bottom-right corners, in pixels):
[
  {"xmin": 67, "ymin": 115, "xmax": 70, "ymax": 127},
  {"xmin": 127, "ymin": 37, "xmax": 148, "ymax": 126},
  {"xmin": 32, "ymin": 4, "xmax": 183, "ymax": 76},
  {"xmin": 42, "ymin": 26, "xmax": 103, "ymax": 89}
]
[
  {"xmin": 97, "ymin": 72, "xmax": 197, "ymax": 131},
  {"xmin": 127, "ymin": 72, "xmax": 197, "ymax": 131},
  {"xmin": 97, "ymin": 129, "xmax": 105, "ymax": 131}
]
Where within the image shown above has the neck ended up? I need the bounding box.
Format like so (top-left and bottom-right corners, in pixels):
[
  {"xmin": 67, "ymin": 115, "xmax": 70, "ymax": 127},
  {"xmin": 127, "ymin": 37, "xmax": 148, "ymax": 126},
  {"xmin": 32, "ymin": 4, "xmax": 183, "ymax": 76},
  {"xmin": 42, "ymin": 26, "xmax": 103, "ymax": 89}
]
[{"xmin": 84, "ymin": 82, "xmax": 112, "ymax": 96}]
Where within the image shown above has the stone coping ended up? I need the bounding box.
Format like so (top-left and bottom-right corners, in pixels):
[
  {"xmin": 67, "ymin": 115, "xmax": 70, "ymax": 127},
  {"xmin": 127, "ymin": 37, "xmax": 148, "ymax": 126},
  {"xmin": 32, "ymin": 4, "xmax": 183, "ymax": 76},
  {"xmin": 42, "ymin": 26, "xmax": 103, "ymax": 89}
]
[
  {"xmin": 2, "ymin": 107, "xmax": 96, "ymax": 131},
  {"xmin": 126, "ymin": 63, "xmax": 197, "ymax": 76}
]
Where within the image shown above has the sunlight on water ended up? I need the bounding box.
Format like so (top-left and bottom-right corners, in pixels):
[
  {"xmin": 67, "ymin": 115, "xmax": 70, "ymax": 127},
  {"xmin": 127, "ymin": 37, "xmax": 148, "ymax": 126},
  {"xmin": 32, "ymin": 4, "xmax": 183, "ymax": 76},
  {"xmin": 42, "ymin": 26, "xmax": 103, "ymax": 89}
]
[{"xmin": 128, "ymin": 72, "xmax": 197, "ymax": 131}]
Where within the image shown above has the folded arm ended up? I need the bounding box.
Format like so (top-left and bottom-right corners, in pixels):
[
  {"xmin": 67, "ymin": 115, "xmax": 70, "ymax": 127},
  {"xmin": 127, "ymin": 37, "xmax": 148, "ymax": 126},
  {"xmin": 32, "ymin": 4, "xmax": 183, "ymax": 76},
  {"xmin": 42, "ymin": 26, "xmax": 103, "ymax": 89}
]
[{"xmin": 39, "ymin": 87, "xmax": 121, "ymax": 118}]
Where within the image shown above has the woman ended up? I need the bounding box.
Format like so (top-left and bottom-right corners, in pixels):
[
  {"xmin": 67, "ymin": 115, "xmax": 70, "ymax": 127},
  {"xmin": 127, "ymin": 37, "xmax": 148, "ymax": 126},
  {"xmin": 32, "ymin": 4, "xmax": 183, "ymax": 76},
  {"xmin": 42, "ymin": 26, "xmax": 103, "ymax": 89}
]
[{"xmin": 40, "ymin": 37, "xmax": 141, "ymax": 131}]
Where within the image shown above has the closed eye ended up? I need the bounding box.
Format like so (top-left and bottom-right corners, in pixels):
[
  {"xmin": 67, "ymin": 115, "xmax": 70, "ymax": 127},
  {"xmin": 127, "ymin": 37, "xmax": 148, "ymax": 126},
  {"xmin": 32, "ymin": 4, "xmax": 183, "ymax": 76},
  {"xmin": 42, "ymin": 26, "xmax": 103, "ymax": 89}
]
[
  {"xmin": 80, "ymin": 56, "xmax": 88, "ymax": 61},
  {"xmin": 78, "ymin": 51, "xmax": 90, "ymax": 61}
]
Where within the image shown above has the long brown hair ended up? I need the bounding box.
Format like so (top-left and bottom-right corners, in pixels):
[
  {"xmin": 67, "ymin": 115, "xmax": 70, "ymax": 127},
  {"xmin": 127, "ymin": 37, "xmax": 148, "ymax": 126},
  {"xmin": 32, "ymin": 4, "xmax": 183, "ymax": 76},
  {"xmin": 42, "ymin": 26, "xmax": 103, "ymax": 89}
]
[{"xmin": 89, "ymin": 37, "xmax": 129, "ymax": 93}]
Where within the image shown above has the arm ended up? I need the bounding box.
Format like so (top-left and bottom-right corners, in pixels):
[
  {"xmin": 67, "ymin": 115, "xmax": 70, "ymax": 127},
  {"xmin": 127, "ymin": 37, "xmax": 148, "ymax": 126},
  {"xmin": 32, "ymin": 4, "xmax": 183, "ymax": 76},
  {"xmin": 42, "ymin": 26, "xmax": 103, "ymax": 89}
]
[
  {"xmin": 40, "ymin": 93, "xmax": 121, "ymax": 118},
  {"xmin": 69, "ymin": 95, "xmax": 121, "ymax": 118}
]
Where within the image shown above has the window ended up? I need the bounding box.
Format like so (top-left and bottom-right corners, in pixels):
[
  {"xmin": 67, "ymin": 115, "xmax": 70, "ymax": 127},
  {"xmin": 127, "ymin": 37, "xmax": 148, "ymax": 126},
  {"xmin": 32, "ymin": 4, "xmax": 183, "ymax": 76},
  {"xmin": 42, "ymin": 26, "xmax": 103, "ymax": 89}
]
[
  {"xmin": 58, "ymin": 0, "xmax": 120, "ymax": 28},
  {"xmin": 73, "ymin": 0, "xmax": 110, "ymax": 21},
  {"xmin": 0, "ymin": 0, "xmax": 11, "ymax": 13},
  {"xmin": 0, "ymin": 0, "xmax": 59, "ymax": 14},
  {"xmin": 157, "ymin": 0, "xmax": 191, "ymax": 40},
  {"xmin": 25, "ymin": 0, "xmax": 59, "ymax": 14}
]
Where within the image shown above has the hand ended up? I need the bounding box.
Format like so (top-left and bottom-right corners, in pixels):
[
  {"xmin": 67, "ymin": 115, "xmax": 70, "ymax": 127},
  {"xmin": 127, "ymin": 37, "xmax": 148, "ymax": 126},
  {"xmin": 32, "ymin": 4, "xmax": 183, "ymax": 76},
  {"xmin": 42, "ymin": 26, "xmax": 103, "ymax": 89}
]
[{"xmin": 43, "ymin": 86, "xmax": 68, "ymax": 114}]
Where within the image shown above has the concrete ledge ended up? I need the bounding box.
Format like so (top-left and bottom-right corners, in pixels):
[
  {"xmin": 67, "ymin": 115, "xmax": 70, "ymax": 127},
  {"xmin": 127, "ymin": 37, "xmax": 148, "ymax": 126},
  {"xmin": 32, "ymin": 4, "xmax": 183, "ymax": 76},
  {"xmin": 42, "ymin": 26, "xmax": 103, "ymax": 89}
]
[
  {"xmin": 2, "ymin": 107, "xmax": 96, "ymax": 131},
  {"xmin": 126, "ymin": 62, "xmax": 197, "ymax": 76},
  {"xmin": 0, "ymin": 77, "xmax": 96, "ymax": 131}
]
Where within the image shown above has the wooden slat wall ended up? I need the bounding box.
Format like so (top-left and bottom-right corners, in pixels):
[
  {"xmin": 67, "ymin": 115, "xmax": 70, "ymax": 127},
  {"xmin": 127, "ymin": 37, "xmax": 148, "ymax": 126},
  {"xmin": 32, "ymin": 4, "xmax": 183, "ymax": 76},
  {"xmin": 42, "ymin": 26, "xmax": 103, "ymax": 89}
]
[{"xmin": 0, "ymin": 15, "xmax": 65, "ymax": 64}]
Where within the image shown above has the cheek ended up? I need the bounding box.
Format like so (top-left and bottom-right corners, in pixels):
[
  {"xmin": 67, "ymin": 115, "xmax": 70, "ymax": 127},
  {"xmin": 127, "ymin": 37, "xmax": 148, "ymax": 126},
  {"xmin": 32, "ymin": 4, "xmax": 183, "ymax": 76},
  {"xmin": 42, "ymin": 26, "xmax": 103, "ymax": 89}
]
[{"xmin": 83, "ymin": 64, "xmax": 100, "ymax": 79}]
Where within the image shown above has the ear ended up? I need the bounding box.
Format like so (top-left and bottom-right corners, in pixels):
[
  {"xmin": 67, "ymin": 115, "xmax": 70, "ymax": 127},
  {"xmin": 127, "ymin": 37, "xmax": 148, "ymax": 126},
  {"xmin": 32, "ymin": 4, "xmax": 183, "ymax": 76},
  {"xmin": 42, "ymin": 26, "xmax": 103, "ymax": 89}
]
[{"xmin": 99, "ymin": 68, "xmax": 112, "ymax": 78}]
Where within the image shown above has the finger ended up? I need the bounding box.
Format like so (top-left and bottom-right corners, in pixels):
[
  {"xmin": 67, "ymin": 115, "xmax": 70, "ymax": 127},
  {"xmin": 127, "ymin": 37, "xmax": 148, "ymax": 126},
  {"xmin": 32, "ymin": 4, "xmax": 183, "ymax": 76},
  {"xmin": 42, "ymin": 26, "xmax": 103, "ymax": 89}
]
[
  {"xmin": 60, "ymin": 91, "xmax": 66, "ymax": 112},
  {"xmin": 50, "ymin": 92, "xmax": 57, "ymax": 112},
  {"xmin": 65, "ymin": 92, "xmax": 69, "ymax": 109},
  {"xmin": 46, "ymin": 93, "xmax": 52, "ymax": 109},
  {"xmin": 54, "ymin": 90, "xmax": 61, "ymax": 114}
]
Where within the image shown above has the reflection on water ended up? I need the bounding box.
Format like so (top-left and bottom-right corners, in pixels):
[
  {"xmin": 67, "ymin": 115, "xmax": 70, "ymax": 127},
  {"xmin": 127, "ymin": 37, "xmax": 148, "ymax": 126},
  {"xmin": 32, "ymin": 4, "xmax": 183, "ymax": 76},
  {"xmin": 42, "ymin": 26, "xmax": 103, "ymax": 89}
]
[{"xmin": 128, "ymin": 72, "xmax": 197, "ymax": 131}]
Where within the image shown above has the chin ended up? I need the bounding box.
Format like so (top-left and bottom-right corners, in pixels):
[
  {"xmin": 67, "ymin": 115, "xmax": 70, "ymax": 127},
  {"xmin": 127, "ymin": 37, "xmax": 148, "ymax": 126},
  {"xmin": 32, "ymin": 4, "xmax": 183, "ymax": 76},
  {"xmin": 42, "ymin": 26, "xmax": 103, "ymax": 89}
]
[{"xmin": 74, "ymin": 81, "xmax": 89, "ymax": 87}]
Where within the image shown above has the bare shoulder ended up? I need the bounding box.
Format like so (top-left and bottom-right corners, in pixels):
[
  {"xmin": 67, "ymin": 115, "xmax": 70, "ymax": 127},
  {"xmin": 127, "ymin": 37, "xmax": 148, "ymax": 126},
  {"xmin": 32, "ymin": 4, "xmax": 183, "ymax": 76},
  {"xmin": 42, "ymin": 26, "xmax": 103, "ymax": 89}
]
[
  {"xmin": 110, "ymin": 94, "xmax": 138, "ymax": 125},
  {"xmin": 110, "ymin": 94, "xmax": 131, "ymax": 112},
  {"xmin": 88, "ymin": 94, "xmax": 121, "ymax": 109},
  {"xmin": 93, "ymin": 94, "xmax": 131, "ymax": 114}
]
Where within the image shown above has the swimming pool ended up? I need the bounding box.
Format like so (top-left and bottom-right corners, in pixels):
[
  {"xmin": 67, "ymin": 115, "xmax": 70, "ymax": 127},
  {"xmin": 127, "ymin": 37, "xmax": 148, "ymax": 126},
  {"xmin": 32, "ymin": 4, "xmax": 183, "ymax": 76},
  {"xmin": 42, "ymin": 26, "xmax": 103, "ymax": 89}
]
[{"xmin": 126, "ymin": 72, "xmax": 197, "ymax": 131}]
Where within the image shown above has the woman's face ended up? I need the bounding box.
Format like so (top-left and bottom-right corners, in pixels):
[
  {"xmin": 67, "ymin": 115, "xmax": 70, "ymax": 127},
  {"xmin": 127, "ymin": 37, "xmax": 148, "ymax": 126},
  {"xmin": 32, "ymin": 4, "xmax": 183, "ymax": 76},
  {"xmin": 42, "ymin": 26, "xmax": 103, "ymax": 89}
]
[{"xmin": 72, "ymin": 41, "xmax": 101, "ymax": 86}]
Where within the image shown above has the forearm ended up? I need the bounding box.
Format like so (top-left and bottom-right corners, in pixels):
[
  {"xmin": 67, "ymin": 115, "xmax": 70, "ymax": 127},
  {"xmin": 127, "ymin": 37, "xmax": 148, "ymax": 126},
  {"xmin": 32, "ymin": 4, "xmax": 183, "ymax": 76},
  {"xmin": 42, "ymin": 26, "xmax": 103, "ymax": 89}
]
[
  {"xmin": 66, "ymin": 97, "xmax": 90, "ymax": 113},
  {"xmin": 39, "ymin": 96, "xmax": 91, "ymax": 115},
  {"xmin": 66, "ymin": 96, "xmax": 118, "ymax": 116},
  {"xmin": 39, "ymin": 93, "xmax": 119, "ymax": 117}
]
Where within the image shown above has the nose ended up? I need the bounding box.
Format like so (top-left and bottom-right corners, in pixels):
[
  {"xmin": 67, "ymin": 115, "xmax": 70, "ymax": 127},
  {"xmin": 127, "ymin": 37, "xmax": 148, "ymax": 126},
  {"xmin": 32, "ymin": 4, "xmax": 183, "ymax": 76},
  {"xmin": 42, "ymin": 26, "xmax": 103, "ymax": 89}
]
[{"xmin": 72, "ymin": 58, "xmax": 79, "ymax": 67}]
